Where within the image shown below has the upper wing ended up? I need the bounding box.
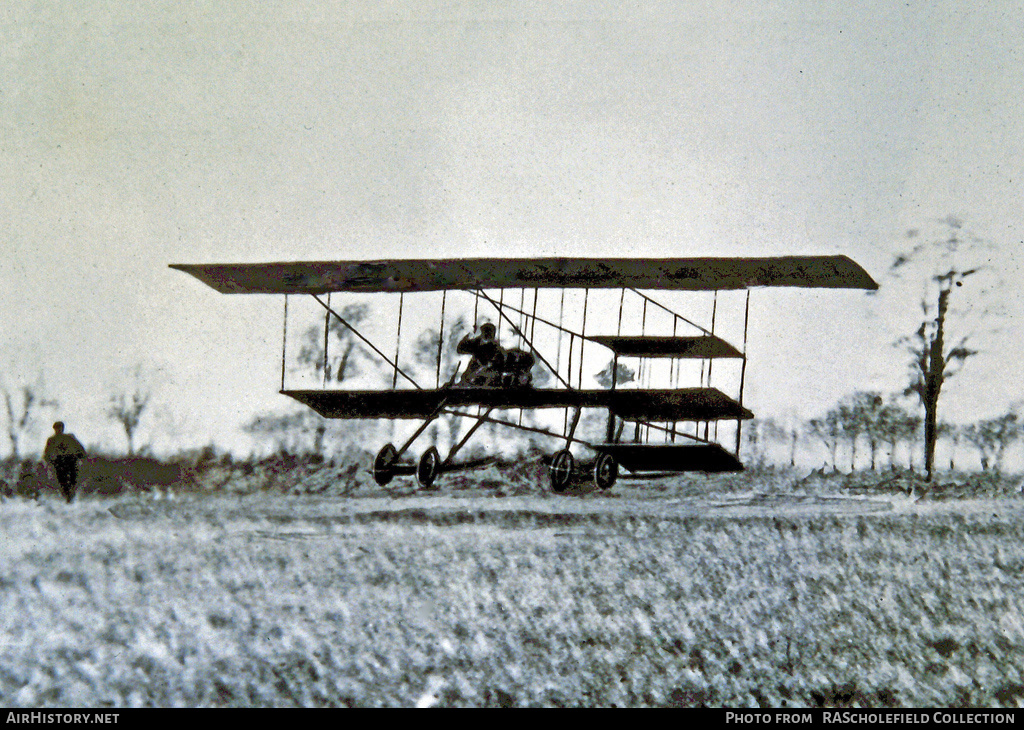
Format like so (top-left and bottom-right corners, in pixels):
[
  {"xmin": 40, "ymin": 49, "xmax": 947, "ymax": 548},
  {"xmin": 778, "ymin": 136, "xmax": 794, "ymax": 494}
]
[{"xmin": 170, "ymin": 256, "xmax": 877, "ymax": 294}]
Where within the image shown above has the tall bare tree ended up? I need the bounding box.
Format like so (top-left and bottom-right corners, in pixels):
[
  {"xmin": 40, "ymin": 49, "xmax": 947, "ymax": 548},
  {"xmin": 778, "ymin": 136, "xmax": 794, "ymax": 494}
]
[{"xmin": 889, "ymin": 216, "xmax": 993, "ymax": 481}]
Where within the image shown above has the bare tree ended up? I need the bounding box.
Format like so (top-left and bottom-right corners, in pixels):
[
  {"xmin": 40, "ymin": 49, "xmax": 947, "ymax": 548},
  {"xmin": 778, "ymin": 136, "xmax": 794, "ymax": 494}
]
[
  {"xmin": 742, "ymin": 418, "xmax": 767, "ymax": 465},
  {"xmin": 1, "ymin": 375, "xmax": 58, "ymax": 460},
  {"xmin": 298, "ymin": 303, "xmax": 370, "ymax": 385},
  {"xmin": 889, "ymin": 216, "xmax": 994, "ymax": 481},
  {"xmin": 840, "ymin": 392, "xmax": 888, "ymax": 471},
  {"xmin": 808, "ymin": 410, "xmax": 843, "ymax": 472},
  {"xmin": 962, "ymin": 413, "xmax": 1021, "ymax": 474},
  {"xmin": 107, "ymin": 364, "xmax": 161, "ymax": 456},
  {"xmin": 864, "ymin": 395, "xmax": 887, "ymax": 471},
  {"xmin": 880, "ymin": 400, "xmax": 920, "ymax": 471},
  {"xmin": 755, "ymin": 418, "xmax": 789, "ymax": 466},
  {"xmin": 836, "ymin": 399, "xmax": 865, "ymax": 472},
  {"xmin": 785, "ymin": 421, "xmax": 802, "ymax": 468},
  {"xmin": 756, "ymin": 414, "xmax": 804, "ymax": 468}
]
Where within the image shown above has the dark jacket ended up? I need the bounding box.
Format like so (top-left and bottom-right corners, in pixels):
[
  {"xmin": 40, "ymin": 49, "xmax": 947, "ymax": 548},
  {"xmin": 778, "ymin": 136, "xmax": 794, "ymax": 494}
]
[
  {"xmin": 44, "ymin": 434, "xmax": 86, "ymax": 464},
  {"xmin": 457, "ymin": 333, "xmax": 504, "ymax": 369}
]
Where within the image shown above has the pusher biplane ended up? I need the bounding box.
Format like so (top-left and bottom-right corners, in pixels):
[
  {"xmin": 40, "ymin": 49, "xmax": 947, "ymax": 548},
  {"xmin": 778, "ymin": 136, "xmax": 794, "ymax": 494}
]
[{"xmin": 171, "ymin": 257, "xmax": 876, "ymax": 491}]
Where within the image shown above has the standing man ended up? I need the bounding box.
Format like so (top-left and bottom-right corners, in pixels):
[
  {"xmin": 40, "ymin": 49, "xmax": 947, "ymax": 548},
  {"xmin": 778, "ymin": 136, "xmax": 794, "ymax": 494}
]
[{"xmin": 44, "ymin": 422, "xmax": 86, "ymax": 503}]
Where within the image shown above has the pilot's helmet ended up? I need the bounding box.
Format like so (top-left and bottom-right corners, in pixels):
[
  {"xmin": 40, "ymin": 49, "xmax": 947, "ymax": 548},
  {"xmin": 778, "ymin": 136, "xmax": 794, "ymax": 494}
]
[{"xmin": 480, "ymin": 323, "xmax": 496, "ymax": 337}]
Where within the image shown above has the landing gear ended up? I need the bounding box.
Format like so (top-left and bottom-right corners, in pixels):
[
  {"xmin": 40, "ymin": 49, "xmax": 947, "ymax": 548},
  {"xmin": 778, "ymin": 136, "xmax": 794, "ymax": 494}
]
[
  {"xmin": 417, "ymin": 447, "xmax": 441, "ymax": 489},
  {"xmin": 594, "ymin": 452, "xmax": 618, "ymax": 491},
  {"xmin": 550, "ymin": 449, "xmax": 574, "ymax": 493},
  {"xmin": 373, "ymin": 443, "xmax": 399, "ymax": 486}
]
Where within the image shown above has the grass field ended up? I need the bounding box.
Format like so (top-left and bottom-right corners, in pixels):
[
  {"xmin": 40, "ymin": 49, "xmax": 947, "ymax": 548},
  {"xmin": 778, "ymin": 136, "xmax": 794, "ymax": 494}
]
[{"xmin": 2, "ymin": 474, "xmax": 1024, "ymax": 707}]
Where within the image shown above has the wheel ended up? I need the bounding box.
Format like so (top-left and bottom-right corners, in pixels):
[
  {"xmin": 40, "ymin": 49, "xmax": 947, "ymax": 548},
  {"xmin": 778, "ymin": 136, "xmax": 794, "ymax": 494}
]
[
  {"xmin": 417, "ymin": 447, "xmax": 441, "ymax": 489},
  {"xmin": 373, "ymin": 443, "xmax": 399, "ymax": 486},
  {"xmin": 550, "ymin": 449, "xmax": 574, "ymax": 493},
  {"xmin": 594, "ymin": 452, "xmax": 618, "ymax": 490}
]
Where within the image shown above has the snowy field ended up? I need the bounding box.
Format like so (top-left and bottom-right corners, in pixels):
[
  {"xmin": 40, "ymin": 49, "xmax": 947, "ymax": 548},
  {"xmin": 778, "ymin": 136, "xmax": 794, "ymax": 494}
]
[{"xmin": 2, "ymin": 482, "xmax": 1024, "ymax": 708}]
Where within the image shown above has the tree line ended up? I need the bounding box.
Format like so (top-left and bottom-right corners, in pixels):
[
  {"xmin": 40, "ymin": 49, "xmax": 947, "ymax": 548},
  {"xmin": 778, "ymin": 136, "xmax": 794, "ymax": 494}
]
[{"xmin": 747, "ymin": 392, "xmax": 1021, "ymax": 475}]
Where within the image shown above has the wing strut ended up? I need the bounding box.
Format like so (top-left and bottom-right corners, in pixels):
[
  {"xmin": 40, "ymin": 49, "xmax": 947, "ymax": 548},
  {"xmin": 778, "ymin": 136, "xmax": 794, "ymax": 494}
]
[
  {"xmin": 578, "ymin": 288, "xmax": 589, "ymax": 389},
  {"xmin": 392, "ymin": 293, "xmax": 404, "ymax": 388},
  {"xmin": 281, "ymin": 294, "xmax": 289, "ymax": 390},
  {"xmin": 557, "ymin": 289, "xmax": 565, "ymax": 373},
  {"xmin": 703, "ymin": 291, "xmax": 718, "ymax": 441},
  {"xmin": 440, "ymin": 407, "xmax": 494, "ymax": 470},
  {"xmin": 627, "ymin": 287, "xmax": 715, "ymax": 337},
  {"xmin": 395, "ymin": 397, "xmax": 451, "ymax": 459},
  {"xmin": 565, "ymin": 406, "xmax": 583, "ymax": 448},
  {"xmin": 311, "ymin": 294, "xmax": 422, "ymax": 390},
  {"xmin": 435, "ymin": 290, "xmax": 447, "ymax": 387},
  {"xmin": 670, "ymin": 315, "xmax": 679, "ymax": 442},
  {"xmin": 735, "ymin": 289, "xmax": 751, "ymax": 458},
  {"xmin": 442, "ymin": 408, "xmax": 597, "ymax": 450},
  {"xmin": 322, "ymin": 293, "xmax": 331, "ymax": 387}
]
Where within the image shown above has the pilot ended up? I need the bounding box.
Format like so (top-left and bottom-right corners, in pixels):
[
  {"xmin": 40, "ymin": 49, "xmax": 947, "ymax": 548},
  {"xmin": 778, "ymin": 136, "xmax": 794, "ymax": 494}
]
[
  {"xmin": 457, "ymin": 323, "xmax": 505, "ymax": 386},
  {"xmin": 43, "ymin": 422, "xmax": 87, "ymax": 503},
  {"xmin": 457, "ymin": 323, "xmax": 536, "ymax": 388}
]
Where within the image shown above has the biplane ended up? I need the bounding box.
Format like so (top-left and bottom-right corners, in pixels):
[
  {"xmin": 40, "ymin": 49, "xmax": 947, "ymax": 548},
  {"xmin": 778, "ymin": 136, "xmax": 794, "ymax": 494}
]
[{"xmin": 171, "ymin": 257, "xmax": 877, "ymax": 491}]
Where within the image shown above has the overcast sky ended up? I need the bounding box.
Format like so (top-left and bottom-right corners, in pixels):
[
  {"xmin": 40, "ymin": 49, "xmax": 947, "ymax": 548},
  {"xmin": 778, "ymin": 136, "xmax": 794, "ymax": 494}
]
[{"xmin": 1, "ymin": 1, "xmax": 1021, "ymax": 455}]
